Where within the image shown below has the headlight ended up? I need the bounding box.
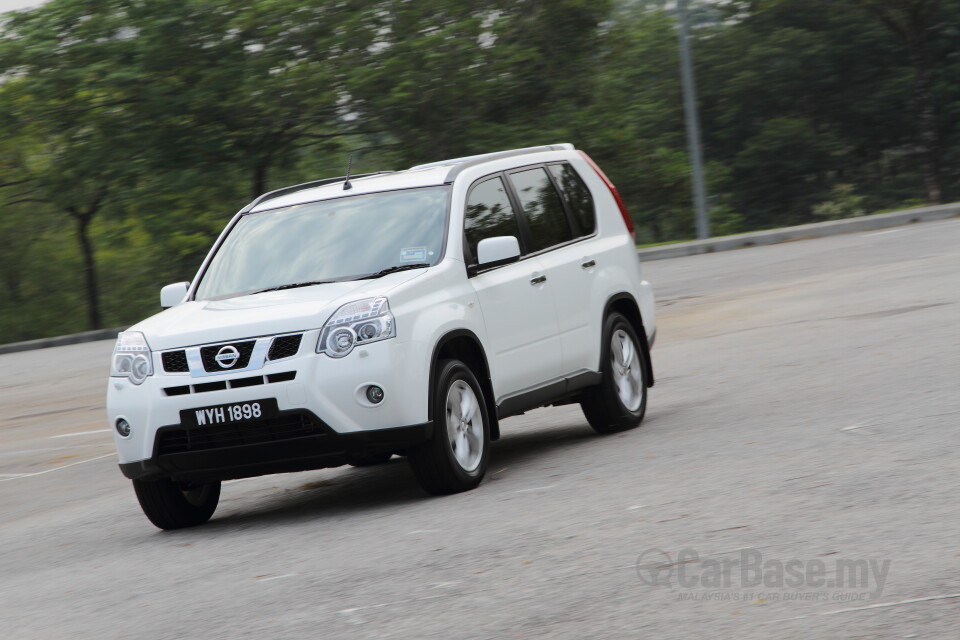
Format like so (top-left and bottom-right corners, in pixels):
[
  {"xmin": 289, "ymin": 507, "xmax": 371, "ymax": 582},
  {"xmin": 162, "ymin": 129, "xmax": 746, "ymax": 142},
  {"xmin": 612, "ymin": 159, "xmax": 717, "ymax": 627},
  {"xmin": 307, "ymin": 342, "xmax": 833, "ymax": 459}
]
[
  {"xmin": 317, "ymin": 297, "xmax": 396, "ymax": 358},
  {"xmin": 110, "ymin": 331, "xmax": 154, "ymax": 384}
]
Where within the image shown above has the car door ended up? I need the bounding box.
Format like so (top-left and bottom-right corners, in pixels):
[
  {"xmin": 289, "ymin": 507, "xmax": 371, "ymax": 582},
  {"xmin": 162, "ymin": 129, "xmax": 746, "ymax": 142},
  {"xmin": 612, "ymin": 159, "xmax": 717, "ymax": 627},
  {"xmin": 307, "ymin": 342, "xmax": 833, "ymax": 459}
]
[
  {"xmin": 505, "ymin": 164, "xmax": 597, "ymax": 376},
  {"xmin": 464, "ymin": 175, "xmax": 562, "ymax": 399}
]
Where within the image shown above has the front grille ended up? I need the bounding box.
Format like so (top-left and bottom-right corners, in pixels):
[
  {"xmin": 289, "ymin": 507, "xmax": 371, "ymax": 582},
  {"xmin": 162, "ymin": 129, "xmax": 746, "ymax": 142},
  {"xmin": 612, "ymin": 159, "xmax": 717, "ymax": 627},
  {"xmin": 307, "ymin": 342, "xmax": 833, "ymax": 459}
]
[
  {"xmin": 199, "ymin": 341, "xmax": 256, "ymax": 372},
  {"xmin": 162, "ymin": 350, "xmax": 189, "ymax": 373},
  {"xmin": 268, "ymin": 334, "xmax": 302, "ymax": 360},
  {"xmin": 194, "ymin": 381, "xmax": 227, "ymax": 393},
  {"xmin": 156, "ymin": 413, "xmax": 324, "ymax": 455},
  {"xmin": 165, "ymin": 386, "xmax": 191, "ymax": 396},
  {"xmin": 162, "ymin": 371, "xmax": 295, "ymax": 396}
]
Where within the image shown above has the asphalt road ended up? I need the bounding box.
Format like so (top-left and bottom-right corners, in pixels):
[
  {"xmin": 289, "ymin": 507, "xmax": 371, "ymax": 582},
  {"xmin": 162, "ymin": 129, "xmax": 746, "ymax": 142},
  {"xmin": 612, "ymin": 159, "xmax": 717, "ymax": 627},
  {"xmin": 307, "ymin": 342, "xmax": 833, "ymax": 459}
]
[{"xmin": 1, "ymin": 218, "xmax": 958, "ymax": 639}]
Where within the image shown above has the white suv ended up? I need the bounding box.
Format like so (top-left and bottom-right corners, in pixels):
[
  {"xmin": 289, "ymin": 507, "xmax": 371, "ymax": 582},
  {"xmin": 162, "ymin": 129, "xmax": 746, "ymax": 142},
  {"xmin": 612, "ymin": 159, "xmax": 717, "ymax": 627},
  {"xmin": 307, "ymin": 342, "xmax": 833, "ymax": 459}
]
[{"xmin": 107, "ymin": 144, "xmax": 656, "ymax": 529}]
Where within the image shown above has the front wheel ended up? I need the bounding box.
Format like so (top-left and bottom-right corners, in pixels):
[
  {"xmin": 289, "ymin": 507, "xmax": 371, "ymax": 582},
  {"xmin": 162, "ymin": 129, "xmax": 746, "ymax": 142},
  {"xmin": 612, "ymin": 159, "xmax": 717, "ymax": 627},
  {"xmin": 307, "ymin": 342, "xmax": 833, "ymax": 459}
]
[
  {"xmin": 408, "ymin": 359, "xmax": 491, "ymax": 495},
  {"xmin": 580, "ymin": 312, "xmax": 649, "ymax": 434},
  {"xmin": 132, "ymin": 478, "xmax": 221, "ymax": 530}
]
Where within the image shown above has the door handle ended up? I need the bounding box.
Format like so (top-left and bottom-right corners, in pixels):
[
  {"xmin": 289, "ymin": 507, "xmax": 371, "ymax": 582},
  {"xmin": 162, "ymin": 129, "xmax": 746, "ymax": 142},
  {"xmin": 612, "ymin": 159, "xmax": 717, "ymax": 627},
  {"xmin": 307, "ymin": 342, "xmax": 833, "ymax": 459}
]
[
  {"xmin": 530, "ymin": 274, "xmax": 547, "ymax": 285},
  {"xmin": 581, "ymin": 259, "xmax": 596, "ymax": 269}
]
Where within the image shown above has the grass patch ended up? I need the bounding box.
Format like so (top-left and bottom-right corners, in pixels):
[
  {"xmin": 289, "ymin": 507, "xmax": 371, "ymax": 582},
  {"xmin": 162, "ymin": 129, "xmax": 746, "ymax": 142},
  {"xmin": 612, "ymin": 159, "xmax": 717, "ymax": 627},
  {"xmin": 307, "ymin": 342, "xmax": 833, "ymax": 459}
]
[{"xmin": 636, "ymin": 238, "xmax": 692, "ymax": 249}]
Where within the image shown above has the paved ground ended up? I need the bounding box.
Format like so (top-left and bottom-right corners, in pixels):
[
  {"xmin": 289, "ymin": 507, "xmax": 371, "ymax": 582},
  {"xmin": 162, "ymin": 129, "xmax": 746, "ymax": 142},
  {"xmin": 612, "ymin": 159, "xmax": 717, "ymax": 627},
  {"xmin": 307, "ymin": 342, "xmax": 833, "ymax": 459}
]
[{"xmin": 1, "ymin": 218, "xmax": 958, "ymax": 639}]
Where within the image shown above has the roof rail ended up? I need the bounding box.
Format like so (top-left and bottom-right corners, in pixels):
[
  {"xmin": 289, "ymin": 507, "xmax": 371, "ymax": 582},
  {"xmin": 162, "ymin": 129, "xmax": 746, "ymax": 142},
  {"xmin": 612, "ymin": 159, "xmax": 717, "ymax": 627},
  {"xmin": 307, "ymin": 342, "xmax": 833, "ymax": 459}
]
[
  {"xmin": 242, "ymin": 172, "xmax": 395, "ymax": 212},
  {"xmin": 409, "ymin": 144, "xmax": 576, "ymax": 182}
]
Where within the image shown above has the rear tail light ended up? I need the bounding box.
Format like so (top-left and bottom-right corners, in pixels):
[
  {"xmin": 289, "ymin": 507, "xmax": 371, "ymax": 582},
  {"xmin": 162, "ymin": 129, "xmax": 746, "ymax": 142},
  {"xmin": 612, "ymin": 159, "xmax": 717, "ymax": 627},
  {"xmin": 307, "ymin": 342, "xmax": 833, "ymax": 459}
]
[{"xmin": 578, "ymin": 151, "xmax": 636, "ymax": 243}]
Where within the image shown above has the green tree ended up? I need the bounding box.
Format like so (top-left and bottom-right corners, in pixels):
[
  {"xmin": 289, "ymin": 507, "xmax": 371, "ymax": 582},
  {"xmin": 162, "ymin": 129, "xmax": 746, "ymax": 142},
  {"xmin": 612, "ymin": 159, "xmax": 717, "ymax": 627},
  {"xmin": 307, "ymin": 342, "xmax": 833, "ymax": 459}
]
[
  {"xmin": 580, "ymin": 6, "xmax": 692, "ymax": 242},
  {"xmin": 696, "ymin": 0, "xmax": 930, "ymax": 227},
  {"xmin": 853, "ymin": 0, "xmax": 951, "ymax": 203},
  {"xmin": 118, "ymin": 0, "xmax": 351, "ymax": 198},
  {"xmin": 340, "ymin": 0, "xmax": 613, "ymax": 165},
  {"xmin": 0, "ymin": 0, "xmax": 145, "ymax": 329},
  {"xmin": 1, "ymin": 0, "xmax": 958, "ymax": 342},
  {"xmin": 0, "ymin": 0, "xmax": 359, "ymax": 332}
]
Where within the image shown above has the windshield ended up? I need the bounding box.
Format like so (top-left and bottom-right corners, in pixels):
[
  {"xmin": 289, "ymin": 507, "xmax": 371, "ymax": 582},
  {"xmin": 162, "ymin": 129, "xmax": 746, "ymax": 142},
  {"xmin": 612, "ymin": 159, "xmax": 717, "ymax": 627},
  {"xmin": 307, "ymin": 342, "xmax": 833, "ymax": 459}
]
[{"xmin": 194, "ymin": 186, "xmax": 449, "ymax": 300}]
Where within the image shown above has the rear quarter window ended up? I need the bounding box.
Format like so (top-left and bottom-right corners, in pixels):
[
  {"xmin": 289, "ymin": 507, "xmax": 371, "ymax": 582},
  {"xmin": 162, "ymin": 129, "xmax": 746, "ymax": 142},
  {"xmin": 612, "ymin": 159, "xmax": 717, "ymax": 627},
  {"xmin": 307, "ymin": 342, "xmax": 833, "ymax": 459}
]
[{"xmin": 548, "ymin": 163, "xmax": 596, "ymax": 237}]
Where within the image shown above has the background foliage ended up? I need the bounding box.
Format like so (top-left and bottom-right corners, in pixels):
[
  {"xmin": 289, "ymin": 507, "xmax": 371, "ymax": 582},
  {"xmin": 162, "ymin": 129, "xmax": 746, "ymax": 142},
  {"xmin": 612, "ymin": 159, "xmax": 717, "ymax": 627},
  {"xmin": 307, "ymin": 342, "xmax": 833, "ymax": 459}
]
[{"xmin": 0, "ymin": 0, "xmax": 957, "ymax": 341}]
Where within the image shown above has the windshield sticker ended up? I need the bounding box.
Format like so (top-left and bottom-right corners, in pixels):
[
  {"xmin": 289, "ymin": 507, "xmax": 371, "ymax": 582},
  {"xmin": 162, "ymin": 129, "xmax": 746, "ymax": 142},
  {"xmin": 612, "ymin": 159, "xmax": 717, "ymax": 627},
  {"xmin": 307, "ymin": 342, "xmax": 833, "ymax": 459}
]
[{"xmin": 400, "ymin": 247, "xmax": 427, "ymax": 262}]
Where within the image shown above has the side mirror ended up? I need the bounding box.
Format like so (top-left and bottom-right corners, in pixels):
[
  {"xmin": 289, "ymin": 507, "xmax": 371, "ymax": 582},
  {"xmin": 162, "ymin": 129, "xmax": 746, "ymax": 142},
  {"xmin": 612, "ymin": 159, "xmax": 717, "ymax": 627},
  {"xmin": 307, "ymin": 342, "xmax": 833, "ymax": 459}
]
[
  {"xmin": 476, "ymin": 236, "xmax": 521, "ymax": 267},
  {"xmin": 160, "ymin": 281, "xmax": 190, "ymax": 308}
]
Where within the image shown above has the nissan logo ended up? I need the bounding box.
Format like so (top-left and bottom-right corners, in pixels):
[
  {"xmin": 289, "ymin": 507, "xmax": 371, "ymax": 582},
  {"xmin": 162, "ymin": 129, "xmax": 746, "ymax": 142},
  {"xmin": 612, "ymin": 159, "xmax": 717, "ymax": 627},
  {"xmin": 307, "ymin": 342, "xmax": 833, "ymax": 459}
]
[{"xmin": 214, "ymin": 345, "xmax": 240, "ymax": 368}]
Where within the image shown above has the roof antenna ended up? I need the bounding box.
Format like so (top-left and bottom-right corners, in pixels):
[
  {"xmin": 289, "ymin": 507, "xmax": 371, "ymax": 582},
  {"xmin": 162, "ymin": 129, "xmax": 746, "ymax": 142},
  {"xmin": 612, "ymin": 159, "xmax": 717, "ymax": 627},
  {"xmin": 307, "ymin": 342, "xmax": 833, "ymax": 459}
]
[{"xmin": 343, "ymin": 152, "xmax": 354, "ymax": 191}]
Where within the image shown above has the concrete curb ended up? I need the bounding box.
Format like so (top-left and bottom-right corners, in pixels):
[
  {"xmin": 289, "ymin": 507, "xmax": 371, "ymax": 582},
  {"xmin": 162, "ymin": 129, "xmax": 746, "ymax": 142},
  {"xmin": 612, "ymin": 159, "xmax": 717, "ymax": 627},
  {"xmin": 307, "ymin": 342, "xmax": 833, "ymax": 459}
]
[
  {"xmin": 637, "ymin": 202, "xmax": 960, "ymax": 261},
  {"xmin": 3, "ymin": 202, "xmax": 958, "ymax": 354},
  {"xmin": 0, "ymin": 327, "xmax": 126, "ymax": 356}
]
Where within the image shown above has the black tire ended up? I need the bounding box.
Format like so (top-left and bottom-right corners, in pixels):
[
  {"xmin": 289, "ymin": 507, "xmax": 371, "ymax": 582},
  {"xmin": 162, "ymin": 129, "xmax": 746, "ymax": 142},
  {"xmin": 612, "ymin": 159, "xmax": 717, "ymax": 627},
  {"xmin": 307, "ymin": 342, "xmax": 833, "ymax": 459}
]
[
  {"xmin": 132, "ymin": 478, "xmax": 221, "ymax": 530},
  {"xmin": 348, "ymin": 452, "xmax": 394, "ymax": 467},
  {"xmin": 581, "ymin": 312, "xmax": 649, "ymax": 434},
  {"xmin": 408, "ymin": 359, "xmax": 491, "ymax": 495}
]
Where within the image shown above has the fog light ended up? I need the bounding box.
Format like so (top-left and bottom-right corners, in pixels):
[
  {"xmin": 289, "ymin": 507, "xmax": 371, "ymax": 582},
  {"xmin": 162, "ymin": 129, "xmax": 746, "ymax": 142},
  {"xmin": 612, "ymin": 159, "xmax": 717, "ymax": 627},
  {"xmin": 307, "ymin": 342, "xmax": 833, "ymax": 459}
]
[
  {"xmin": 365, "ymin": 385, "xmax": 384, "ymax": 404},
  {"xmin": 115, "ymin": 418, "xmax": 131, "ymax": 438}
]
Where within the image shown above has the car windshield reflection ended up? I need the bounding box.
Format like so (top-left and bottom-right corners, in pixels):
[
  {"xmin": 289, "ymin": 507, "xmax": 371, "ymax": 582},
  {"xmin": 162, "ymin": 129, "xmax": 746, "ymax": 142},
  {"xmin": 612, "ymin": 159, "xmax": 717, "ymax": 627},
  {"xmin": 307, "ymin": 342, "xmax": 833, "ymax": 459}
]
[{"xmin": 195, "ymin": 187, "xmax": 449, "ymax": 300}]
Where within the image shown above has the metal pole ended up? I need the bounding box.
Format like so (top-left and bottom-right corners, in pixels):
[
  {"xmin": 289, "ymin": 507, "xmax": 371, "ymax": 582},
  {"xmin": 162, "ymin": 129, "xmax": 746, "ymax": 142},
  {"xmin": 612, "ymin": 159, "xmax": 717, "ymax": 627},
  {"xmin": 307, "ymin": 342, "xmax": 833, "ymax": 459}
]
[{"xmin": 676, "ymin": 0, "xmax": 710, "ymax": 239}]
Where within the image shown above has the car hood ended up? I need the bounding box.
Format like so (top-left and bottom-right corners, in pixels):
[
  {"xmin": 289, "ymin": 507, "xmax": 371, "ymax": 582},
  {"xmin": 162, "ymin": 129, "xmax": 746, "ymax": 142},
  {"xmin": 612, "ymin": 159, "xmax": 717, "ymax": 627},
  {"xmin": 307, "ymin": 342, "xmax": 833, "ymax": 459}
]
[{"xmin": 131, "ymin": 271, "xmax": 424, "ymax": 351}]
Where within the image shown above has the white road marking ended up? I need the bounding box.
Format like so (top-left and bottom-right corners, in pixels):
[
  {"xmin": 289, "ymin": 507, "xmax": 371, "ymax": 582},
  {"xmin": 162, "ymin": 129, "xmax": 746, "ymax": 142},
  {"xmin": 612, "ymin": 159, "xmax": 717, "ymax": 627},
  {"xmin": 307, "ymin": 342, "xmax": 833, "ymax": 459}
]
[
  {"xmin": 430, "ymin": 582, "xmax": 459, "ymax": 589},
  {"xmin": 617, "ymin": 547, "xmax": 764, "ymax": 571},
  {"xmin": 865, "ymin": 228, "xmax": 905, "ymax": 237},
  {"xmin": 48, "ymin": 429, "xmax": 112, "ymax": 439},
  {"xmin": 406, "ymin": 529, "xmax": 441, "ymax": 535},
  {"xmin": 0, "ymin": 453, "xmax": 114, "ymax": 483},
  {"xmin": 840, "ymin": 423, "xmax": 875, "ymax": 435},
  {"xmin": 626, "ymin": 505, "xmax": 646, "ymax": 510},
  {"xmin": 0, "ymin": 444, "xmax": 105, "ymax": 457},
  {"xmin": 339, "ymin": 593, "xmax": 450, "ymax": 615},
  {"xmin": 778, "ymin": 592, "xmax": 960, "ymax": 621},
  {"xmin": 255, "ymin": 573, "xmax": 296, "ymax": 582},
  {"xmin": 712, "ymin": 547, "xmax": 755, "ymax": 556},
  {"xmin": 513, "ymin": 484, "xmax": 556, "ymax": 493}
]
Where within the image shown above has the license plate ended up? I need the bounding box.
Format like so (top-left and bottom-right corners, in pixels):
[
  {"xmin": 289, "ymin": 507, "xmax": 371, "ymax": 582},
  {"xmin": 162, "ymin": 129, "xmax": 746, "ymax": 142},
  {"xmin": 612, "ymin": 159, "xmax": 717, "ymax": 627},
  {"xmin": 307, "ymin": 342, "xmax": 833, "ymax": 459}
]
[{"xmin": 180, "ymin": 399, "xmax": 278, "ymax": 427}]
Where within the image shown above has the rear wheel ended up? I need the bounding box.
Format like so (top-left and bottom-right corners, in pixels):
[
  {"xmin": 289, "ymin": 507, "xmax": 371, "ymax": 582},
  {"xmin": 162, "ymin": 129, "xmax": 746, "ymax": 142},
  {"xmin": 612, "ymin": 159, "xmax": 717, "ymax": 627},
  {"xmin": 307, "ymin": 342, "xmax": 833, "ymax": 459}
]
[
  {"xmin": 581, "ymin": 312, "xmax": 648, "ymax": 434},
  {"xmin": 408, "ymin": 359, "xmax": 490, "ymax": 495},
  {"xmin": 132, "ymin": 478, "xmax": 221, "ymax": 530}
]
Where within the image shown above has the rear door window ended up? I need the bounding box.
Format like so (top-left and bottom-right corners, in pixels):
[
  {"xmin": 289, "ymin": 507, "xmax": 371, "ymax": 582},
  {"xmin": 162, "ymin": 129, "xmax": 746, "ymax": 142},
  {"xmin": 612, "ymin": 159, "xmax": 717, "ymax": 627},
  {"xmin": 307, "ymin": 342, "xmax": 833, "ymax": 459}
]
[
  {"xmin": 507, "ymin": 167, "xmax": 573, "ymax": 253},
  {"xmin": 548, "ymin": 163, "xmax": 596, "ymax": 236}
]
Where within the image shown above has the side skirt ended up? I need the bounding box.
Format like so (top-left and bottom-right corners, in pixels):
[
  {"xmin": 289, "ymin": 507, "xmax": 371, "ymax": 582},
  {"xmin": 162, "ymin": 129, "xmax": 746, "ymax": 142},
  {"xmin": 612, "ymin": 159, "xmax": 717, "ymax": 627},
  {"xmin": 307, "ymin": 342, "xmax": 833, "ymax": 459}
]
[{"xmin": 496, "ymin": 370, "xmax": 601, "ymax": 420}]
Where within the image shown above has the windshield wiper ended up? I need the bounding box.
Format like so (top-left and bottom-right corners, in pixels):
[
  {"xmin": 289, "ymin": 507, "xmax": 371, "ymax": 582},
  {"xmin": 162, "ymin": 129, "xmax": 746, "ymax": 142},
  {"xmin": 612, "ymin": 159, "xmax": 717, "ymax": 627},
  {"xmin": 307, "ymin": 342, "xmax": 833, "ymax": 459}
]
[
  {"xmin": 249, "ymin": 264, "xmax": 430, "ymax": 293},
  {"xmin": 250, "ymin": 280, "xmax": 337, "ymax": 294},
  {"xmin": 358, "ymin": 263, "xmax": 432, "ymax": 279}
]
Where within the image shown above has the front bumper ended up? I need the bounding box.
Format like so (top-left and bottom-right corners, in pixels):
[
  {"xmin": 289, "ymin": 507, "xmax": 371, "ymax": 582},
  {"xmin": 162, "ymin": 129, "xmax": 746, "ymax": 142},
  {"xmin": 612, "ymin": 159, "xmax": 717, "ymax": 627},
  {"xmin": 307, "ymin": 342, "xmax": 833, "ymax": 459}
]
[
  {"xmin": 108, "ymin": 333, "xmax": 432, "ymax": 476},
  {"xmin": 119, "ymin": 414, "xmax": 430, "ymax": 482}
]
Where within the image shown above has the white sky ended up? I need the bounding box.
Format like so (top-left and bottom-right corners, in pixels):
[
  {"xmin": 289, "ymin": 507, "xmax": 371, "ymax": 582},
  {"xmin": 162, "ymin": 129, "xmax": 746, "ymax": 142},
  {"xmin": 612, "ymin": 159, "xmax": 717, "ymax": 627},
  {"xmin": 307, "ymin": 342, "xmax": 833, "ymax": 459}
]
[{"xmin": 0, "ymin": 0, "xmax": 46, "ymax": 13}]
